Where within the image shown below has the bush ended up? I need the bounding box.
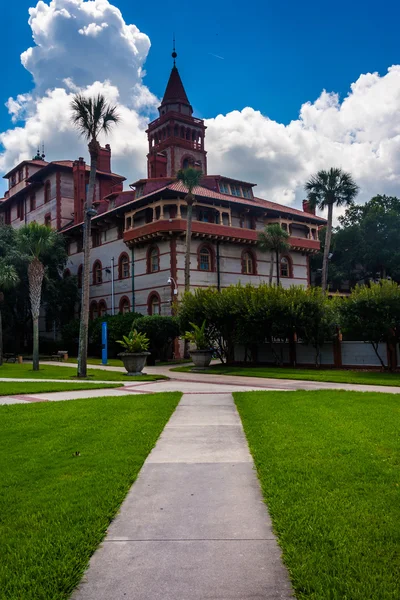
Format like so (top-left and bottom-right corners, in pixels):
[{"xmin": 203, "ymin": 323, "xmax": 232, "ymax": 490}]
[
  {"xmin": 132, "ymin": 315, "xmax": 180, "ymax": 361},
  {"xmin": 61, "ymin": 312, "xmax": 144, "ymax": 358}
]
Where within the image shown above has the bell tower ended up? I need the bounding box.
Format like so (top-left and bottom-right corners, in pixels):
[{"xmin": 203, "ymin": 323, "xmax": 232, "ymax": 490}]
[{"xmin": 146, "ymin": 47, "xmax": 207, "ymax": 178}]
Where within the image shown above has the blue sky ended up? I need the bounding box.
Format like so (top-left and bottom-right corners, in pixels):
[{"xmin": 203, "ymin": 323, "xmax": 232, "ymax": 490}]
[{"xmin": 2, "ymin": 0, "xmax": 399, "ymax": 130}]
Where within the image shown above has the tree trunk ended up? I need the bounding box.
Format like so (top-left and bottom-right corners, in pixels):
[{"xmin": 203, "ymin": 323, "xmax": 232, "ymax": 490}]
[
  {"xmin": 276, "ymin": 249, "xmax": 280, "ymax": 286},
  {"xmin": 0, "ymin": 307, "xmax": 3, "ymax": 367},
  {"xmin": 78, "ymin": 140, "xmax": 99, "ymax": 378},
  {"xmin": 269, "ymin": 252, "xmax": 274, "ymax": 285},
  {"xmin": 28, "ymin": 258, "xmax": 45, "ymax": 371},
  {"xmin": 184, "ymin": 193, "xmax": 194, "ymax": 292},
  {"xmin": 321, "ymin": 203, "xmax": 333, "ymax": 293}
]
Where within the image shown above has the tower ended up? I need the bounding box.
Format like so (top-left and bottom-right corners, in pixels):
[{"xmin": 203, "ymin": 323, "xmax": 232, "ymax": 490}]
[{"xmin": 146, "ymin": 47, "xmax": 207, "ymax": 178}]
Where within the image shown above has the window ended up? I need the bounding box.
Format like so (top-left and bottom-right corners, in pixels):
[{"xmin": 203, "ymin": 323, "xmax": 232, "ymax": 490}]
[
  {"xmin": 77, "ymin": 265, "xmax": 83, "ymax": 288},
  {"xmin": 98, "ymin": 300, "xmax": 107, "ymax": 317},
  {"xmin": 18, "ymin": 169, "xmax": 24, "ymax": 183},
  {"xmin": 147, "ymin": 246, "xmax": 160, "ymax": 273},
  {"xmin": 182, "ymin": 157, "xmax": 194, "ymax": 170},
  {"xmin": 280, "ymin": 256, "xmax": 290, "ymax": 278},
  {"xmin": 118, "ymin": 253, "xmax": 130, "ymax": 279},
  {"xmin": 199, "ymin": 246, "xmax": 212, "ymax": 271},
  {"xmin": 17, "ymin": 200, "xmax": 24, "ymax": 221},
  {"xmin": 90, "ymin": 302, "xmax": 98, "ymax": 320},
  {"xmin": 44, "ymin": 180, "xmax": 51, "ymax": 204},
  {"xmin": 219, "ymin": 181, "xmax": 229, "ymax": 194},
  {"xmin": 117, "ymin": 221, "xmax": 124, "ymax": 239},
  {"xmin": 197, "ymin": 209, "xmax": 214, "ymax": 223},
  {"xmin": 242, "ymin": 187, "xmax": 252, "ymax": 199},
  {"xmin": 4, "ymin": 209, "xmax": 11, "ymax": 225},
  {"xmin": 119, "ymin": 296, "xmax": 130, "ymax": 314},
  {"xmin": 92, "ymin": 230, "xmax": 101, "ymax": 248},
  {"xmin": 77, "ymin": 238, "xmax": 83, "ymax": 253},
  {"xmin": 93, "ymin": 260, "xmax": 102, "ymax": 285},
  {"xmin": 148, "ymin": 293, "xmax": 161, "ymax": 315},
  {"xmin": 242, "ymin": 250, "xmax": 255, "ymax": 275},
  {"xmin": 44, "ymin": 213, "xmax": 51, "ymax": 227},
  {"xmin": 230, "ymin": 184, "xmax": 242, "ymax": 197},
  {"xmin": 241, "ymin": 213, "xmax": 254, "ymax": 229},
  {"xmin": 30, "ymin": 194, "xmax": 36, "ymax": 212},
  {"xmin": 135, "ymin": 185, "xmax": 144, "ymax": 199}
]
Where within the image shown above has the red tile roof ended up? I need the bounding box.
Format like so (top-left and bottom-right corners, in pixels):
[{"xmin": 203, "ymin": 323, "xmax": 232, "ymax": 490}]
[
  {"xmin": 3, "ymin": 159, "xmax": 48, "ymax": 179},
  {"xmin": 161, "ymin": 66, "xmax": 191, "ymax": 107}
]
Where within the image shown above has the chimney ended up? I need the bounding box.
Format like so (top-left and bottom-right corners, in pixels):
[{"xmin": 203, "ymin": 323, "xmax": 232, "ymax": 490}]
[
  {"xmin": 97, "ymin": 144, "xmax": 111, "ymax": 173},
  {"xmin": 302, "ymin": 199, "xmax": 315, "ymax": 215},
  {"xmin": 73, "ymin": 157, "xmax": 86, "ymax": 224}
]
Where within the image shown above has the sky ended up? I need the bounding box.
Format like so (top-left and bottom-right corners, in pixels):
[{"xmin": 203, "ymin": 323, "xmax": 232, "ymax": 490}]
[{"xmin": 1, "ymin": 0, "xmax": 400, "ymax": 209}]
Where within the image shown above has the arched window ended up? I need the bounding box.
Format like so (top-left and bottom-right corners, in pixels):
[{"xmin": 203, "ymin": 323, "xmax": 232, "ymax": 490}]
[
  {"xmin": 63, "ymin": 269, "xmax": 71, "ymax": 279},
  {"xmin": 242, "ymin": 250, "xmax": 256, "ymax": 275},
  {"xmin": 90, "ymin": 301, "xmax": 98, "ymax": 320},
  {"xmin": 93, "ymin": 260, "xmax": 102, "ymax": 285},
  {"xmin": 77, "ymin": 264, "xmax": 83, "ymax": 288},
  {"xmin": 98, "ymin": 300, "xmax": 107, "ymax": 317},
  {"xmin": 198, "ymin": 245, "xmax": 214, "ymax": 271},
  {"xmin": 119, "ymin": 296, "xmax": 130, "ymax": 314},
  {"xmin": 44, "ymin": 180, "xmax": 51, "ymax": 204},
  {"xmin": 148, "ymin": 292, "xmax": 161, "ymax": 315},
  {"xmin": 182, "ymin": 156, "xmax": 194, "ymax": 170},
  {"xmin": 280, "ymin": 256, "xmax": 292, "ymax": 278},
  {"xmin": 147, "ymin": 245, "xmax": 160, "ymax": 273},
  {"xmin": 118, "ymin": 253, "xmax": 130, "ymax": 279}
]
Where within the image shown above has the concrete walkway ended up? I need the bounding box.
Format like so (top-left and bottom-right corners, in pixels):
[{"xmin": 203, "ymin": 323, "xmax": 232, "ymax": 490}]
[{"xmin": 72, "ymin": 392, "xmax": 293, "ymax": 600}]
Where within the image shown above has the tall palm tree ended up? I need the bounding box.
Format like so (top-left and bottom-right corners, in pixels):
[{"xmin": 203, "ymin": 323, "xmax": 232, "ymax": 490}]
[
  {"xmin": 305, "ymin": 168, "xmax": 359, "ymax": 293},
  {"xmin": 258, "ymin": 223, "xmax": 290, "ymax": 285},
  {"xmin": 0, "ymin": 258, "xmax": 19, "ymax": 366},
  {"xmin": 71, "ymin": 93, "xmax": 120, "ymax": 377},
  {"xmin": 17, "ymin": 223, "xmax": 58, "ymax": 371},
  {"xmin": 176, "ymin": 167, "xmax": 203, "ymax": 291}
]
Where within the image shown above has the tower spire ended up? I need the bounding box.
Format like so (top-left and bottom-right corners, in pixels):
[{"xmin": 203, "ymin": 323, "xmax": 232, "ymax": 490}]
[{"xmin": 172, "ymin": 34, "xmax": 177, "ymax": 66}]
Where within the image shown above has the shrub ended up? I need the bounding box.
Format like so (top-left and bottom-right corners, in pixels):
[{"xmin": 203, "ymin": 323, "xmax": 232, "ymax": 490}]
[{"xmin": 132, "ymin": 315, "xmax": 180, "ymax": 361}]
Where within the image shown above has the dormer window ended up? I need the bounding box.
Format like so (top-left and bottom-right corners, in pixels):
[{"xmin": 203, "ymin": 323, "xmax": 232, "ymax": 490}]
[
  {"xmin": 219, "ymin": 182, "xmax": 229, "ymax": 194},
  {"xmin": 135, "ymin": 185, "xmax": 144, "ymax": 199},
  {"xmin": 242, "ymin": 188, "xmax": 252, "ymax": 199},
  {"xmin": 230, "ymin": 184, "xmax": 242, "ymax": 197}
]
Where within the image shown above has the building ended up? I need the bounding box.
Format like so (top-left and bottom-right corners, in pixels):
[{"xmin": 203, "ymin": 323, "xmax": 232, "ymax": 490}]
[{"xmin": 0, "ymin": 53, "xmax": 325, "ymax": 325}]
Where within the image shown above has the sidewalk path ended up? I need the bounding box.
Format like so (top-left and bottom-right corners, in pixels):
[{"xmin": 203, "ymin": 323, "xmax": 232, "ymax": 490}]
[{"xmin": 72, "ymin": 392, "xmax": 293, "ymax": 600}]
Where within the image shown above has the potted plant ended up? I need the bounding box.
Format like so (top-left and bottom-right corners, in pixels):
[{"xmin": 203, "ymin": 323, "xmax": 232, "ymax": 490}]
[
  {"xmin": 116, "ymin": 329, "xmax": 151, "ymax": 375},
  {"xmin": 183, "ymin": 321, "xmax": 213, "ymax": 369}
]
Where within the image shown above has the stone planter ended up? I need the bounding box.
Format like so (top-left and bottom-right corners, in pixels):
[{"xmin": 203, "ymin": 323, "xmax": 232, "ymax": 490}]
[
  {"xmin": 190, "ymin": 349, "xmax": 213, "ymax": 369},
  {"xmin": 118, "ymin": 352, "xmax": 151, "ymax": 376}
]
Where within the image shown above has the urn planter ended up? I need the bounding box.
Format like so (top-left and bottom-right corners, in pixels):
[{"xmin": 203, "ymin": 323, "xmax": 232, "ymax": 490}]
[
  {"xmin": 189, "ymin": 349, "xmax": 213, "ymax": 369},
  {"xmin": 118, "ymin": 352, "xmax": 151, "ymax": 376}
]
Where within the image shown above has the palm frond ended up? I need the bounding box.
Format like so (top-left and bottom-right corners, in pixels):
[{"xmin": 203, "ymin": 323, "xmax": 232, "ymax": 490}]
[
  {"xmin": 305, "ymin": 167, "xmax": 359, "ymax": 210},
  {"xmin": 258, "ymin": 223, "xmax": 290, "ymax": 253},
  {"xmin": 176, "ymin": 167, "xmax": 203, "ymax": 193},
  {"xmin": 0, "ymin": 258, "xmax": 19, "ymax": 290},
  {"xmin": 70, "ymin": 93, "xmax": 120, "ymax": 141}
]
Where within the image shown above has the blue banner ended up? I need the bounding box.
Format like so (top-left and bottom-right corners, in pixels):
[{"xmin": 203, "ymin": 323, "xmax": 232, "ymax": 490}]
[{"xmin": 101, "ymin": 321, "xmax": 108, "ymax": 365}]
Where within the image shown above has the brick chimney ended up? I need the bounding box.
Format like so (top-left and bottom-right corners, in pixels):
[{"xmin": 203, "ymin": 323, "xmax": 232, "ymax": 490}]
[
  {"xmin": 302, "ymin": 199, "xmax": 315, "ymax": 215},
  {"xmin": 97, "ymin": 144, "xmax": 111, "ymax": 173},
  {"xmin": 73, "ymin": 157, "xmax": 86, "ymax": 224}
]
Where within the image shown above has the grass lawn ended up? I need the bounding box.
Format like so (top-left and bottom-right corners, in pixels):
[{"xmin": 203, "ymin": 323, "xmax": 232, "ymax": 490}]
[
  {"xmin": 173, "ymin": 363, "xmax": 400, "ymax": 387},
  {"xmin": 0, "ymin": 363, "xmax": 168, "ymax": 382},
  {"xmin": 234, "ymin": 390, "xmax": 400, "ymax": 600},
  {"xmin": 0, "ymin": 392, "xmax": 181, "ymax": 600},
  {"xmin": 0, "ymin": 381, "xmax": 118, "ymax": 396}
]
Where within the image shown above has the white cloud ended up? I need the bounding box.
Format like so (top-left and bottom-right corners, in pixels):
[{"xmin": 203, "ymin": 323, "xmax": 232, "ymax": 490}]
[{"xmin": 1, "ymin": 0, "xmax": 400, "ymax": 212}]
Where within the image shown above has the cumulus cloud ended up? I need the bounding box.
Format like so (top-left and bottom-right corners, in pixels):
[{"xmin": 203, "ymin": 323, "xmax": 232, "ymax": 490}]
[{"xmin": 1, "ymin": 0, "xmax": 400, "ymax": 211}]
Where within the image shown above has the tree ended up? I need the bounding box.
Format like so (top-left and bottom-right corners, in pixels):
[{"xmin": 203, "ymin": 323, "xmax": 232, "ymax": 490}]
[
  {"xmin": 16, "ymin": 223, "xmax": 58, "ymax": 371},
  {"xmin": 305, "ymin": 168, "xmax": 359, "ymax": 293},
  {"xmin": 71, "ymin": 93, "xmax": 120, "ymax": 377},
  {"xmin": 176, "ymin": 167, "xmax": 203, "ymax": 291},
  {"xmin": 258, "ymin": 223, "xmax": 290, "ymax": 285},
  {"xmin": 0, "ymin": 259, "xmax": 19, "ymax": 366}
]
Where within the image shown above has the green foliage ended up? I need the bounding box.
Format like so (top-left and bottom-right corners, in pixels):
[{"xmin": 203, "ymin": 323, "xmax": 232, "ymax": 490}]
[
  {"xmin": 258, "ymin": 223, "xmax": 290, "ymax": 253},
  {"xmin": 132, "ymin": 315, "xmax": 180, "ymax": 360},
  {"xmin": 71, "ymin": 93, "xmax": 120, "ymax": 140},
  {"xmin": 339, "ymin": 280, "xmax": 400, "ymax": 367},
  {"xmin": 305, "ymin": 167, "xmax": 359, "ymax": 210},
  {"xmin": 178, "ymin": 284, "xmax": 338, "ymax": 364},
  {"xmin": 183, "ymin": 320, "xmax": 210, "ymax": 350},
  {"xmin": 116, "ymin": 329, "xmax": 150, "ymax": 353},
  {"xmin": 176, "ymin": 167, "xmax": 203, "ymax": 193},
  {"xmin": 62, "ymin": 312, "xmax": 143, "ymax": 357}
]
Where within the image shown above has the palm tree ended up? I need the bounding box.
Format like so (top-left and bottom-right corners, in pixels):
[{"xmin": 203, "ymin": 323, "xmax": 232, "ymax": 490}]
[
  {"xmin": 176, "ymin": 167, "xmax": 203, "ymax": 292},
  {"xmin": 16, "ymin": 223, "xmax": 58, "ymax": 371},
  {"xmin": 0, "ymin": 258, "xmax": 19, "ymax": 366},
  {"xmin": 258, "ymin": 223, "xmax": 290, "ymax": 285},
  {"xmin": 305, "ymin": 168, "xmax": 359, "ymax": 293},
  {"xmin": 71, "ymin": 93, "xmax": 120, "ymax": 377}
]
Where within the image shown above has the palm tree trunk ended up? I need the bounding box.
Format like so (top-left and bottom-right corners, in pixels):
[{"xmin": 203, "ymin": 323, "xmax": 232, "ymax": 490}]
[
  {"xmin": 269, "ymin": 252, "xmax": 274, "ymax": 285},
  {"xmin": 184, "ymin": 194, "xmax": 194, "ymax": 292},
  {"xmin": 28, "ymin": 258, "xmax": 45, "ymax": 371},
  {"xmin": 78, "ymin": 140, "xmax": 98, "ymax": 378},
  {"xmin": 321, "ymin": 203, "xmax": 333, "ymax": 293},
  {"xmin": 276, "ymin": 250, "xmax": 280, "ymax": 286}
]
